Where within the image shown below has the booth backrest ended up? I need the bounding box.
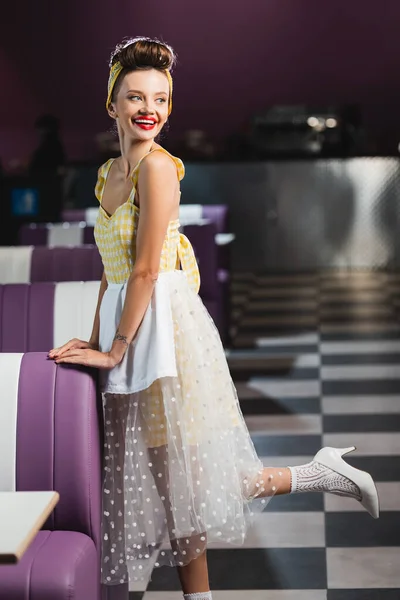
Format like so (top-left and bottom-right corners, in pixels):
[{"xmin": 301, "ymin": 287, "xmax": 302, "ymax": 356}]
[
  {"xmin": 202, "ymin": 205, "xmax": 229, "ymax": 234},
  {"xmin": 31, "ymin": 246, "xmax": 102, "ymax": 282},
  {"xmin": 0, "ymin": 353, "xmax": 101, "ymax": 551},
  {"xmin": 60, "ymin": 205, "xmax": 229, "ymax": 236},
  {"xmin": 0, "ymin": 282, "xmax": 100, "ymax": 351},
  {"xmin": 62, "ymin": 209, "xmax": 86, "ymax": 222},
  {"xmin": 19, "ymin": 223, "xmax": 95, "ymax": 246},
  {"xmin": 62, "ymin": 208, "xmax": 99, "ymax": 226},
  {"xmin": 183, "ymin": 222, "xmax": 218, "ymax": 300},
  {"xmin": 0, "ymin": 246, "xmax": 103, "ymax": 283}
]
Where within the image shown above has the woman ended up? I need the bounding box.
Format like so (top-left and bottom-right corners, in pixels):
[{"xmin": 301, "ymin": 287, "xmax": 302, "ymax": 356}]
[{"xmin": 49, "ymin": 37, "xmax": 379, "ymax": 600}]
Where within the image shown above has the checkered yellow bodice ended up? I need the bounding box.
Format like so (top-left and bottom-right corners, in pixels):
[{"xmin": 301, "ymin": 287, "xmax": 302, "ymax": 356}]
[{"xmin": 94, "ymin": 149, "xmax": 200, "ymax": 292}]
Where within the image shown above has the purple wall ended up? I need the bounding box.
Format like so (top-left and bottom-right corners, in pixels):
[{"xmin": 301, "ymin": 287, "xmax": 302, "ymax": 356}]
[{"xmin": 2, "ymin": 0, "xmax": 400, "ymax": 163}]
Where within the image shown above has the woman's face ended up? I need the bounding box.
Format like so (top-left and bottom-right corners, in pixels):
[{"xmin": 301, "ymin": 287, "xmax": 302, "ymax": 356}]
[{"xmin": 112, "ymin": 68, "xmax": 170, "ymax": 141}]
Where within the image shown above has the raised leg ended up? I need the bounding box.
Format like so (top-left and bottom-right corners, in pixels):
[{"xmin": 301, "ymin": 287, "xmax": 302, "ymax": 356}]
[{"xmin": 249, "ymin": 448, "xmax": 379, "ymax": 518}]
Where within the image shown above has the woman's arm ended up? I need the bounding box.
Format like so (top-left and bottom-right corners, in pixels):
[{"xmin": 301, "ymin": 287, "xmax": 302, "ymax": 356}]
[
  {"xmin": 109, "ymin": 151, "xmax": 179, "ymax": 363},
  {"xmin": 88, "ymin": 269, "xmax": 108, "ymax": 349},
  {"xmin": 48, "ymin": 269, "xmax": 108, "ymax": 358}
]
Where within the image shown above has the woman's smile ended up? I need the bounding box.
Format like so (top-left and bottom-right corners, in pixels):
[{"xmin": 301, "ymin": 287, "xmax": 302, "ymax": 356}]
[{"xmin": 133, "ymin": 116, "xmax": 158, "ymax": 131}]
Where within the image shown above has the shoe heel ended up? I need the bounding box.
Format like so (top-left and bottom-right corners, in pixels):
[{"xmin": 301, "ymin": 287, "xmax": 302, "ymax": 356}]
[
  {"xmin": 318, "ymin": 446, "xmax": 380, "ymax": 519},
  {"xmin": 339, "ymin": 446, "xmax": 356, "ymax": 457}
]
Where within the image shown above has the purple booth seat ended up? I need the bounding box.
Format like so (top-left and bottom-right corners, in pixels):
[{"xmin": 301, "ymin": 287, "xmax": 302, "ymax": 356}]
[
  {"xmin": 184, "ymin": 222, "xmax": 230, "ymax": 344},
  {"xmin": 201, "ymin": 205, "xmax": 229, "ymax": 235},
  {"xmin": 62, "ymin": 208, "xmax": 99, "ymax": 226},
  {"xmin": 0, "ymin": 353, "xmax": 102, "ymax": 599},
  {"xmin": 30, "ymin": 246, "xmax": 103, "ymax": 282},
  {"xmin": 19, "ymin": 223, "xmax": 95, "ymax": 246},
  {"xmin": 0, "ymin": 282, "xmax": 100, "ymax": 352},
  {"xmin": 0, "ymin": 284, "xmax": 55, "ymax": 352},
  {"xmin": 0, "ymin": 247, "xmax": 103, "ymax": 285},
  {"xmin": 17, "ymin": 226, "xmax": 48, "ymax": 246},
  {"xmin": 62, "ymin": 206, "xmax": 229, "ymax": 232},
  {"xmin": 201, "ymin": 205, "xmax": 232, "ymax": 275},
  {"xmin": 83, "ymin": 226, "xmax": 95, "ymax": 244},
  {"xmin": 61, "ymin": 209, "xmax": 86, "ymax": 221}
]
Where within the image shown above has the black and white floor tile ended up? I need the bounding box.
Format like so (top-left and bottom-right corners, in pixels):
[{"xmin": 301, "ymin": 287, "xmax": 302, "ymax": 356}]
[{"xmin": 129, "ymin": 271, "xmax": 400, "ymax": 599}]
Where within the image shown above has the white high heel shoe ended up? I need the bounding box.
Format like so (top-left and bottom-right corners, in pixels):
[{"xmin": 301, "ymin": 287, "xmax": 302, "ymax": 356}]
[{"xmin": 314, "ymin": 446, "xmax": 380, "ymax": 519}]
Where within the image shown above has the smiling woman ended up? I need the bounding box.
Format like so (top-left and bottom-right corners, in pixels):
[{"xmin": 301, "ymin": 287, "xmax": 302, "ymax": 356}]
[{"xmin": 47, "ymin": 36, "xmax": 379, "ymax": 600}]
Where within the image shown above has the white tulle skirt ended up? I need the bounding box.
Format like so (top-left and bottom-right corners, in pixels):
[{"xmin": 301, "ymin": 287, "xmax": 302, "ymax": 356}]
[{"xmin": 99, "ymin": 271, "xmax": 272, "ymax": 585}]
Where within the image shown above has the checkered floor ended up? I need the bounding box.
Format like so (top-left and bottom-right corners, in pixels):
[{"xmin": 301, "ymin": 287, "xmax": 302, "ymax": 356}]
[{"xmin": 129, "ymin": 271, "xmax": 400, "ymax": 599}]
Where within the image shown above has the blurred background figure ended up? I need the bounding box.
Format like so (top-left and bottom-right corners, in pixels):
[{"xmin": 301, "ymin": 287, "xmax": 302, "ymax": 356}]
[{"xmin": 29, "ymin": 114, "xmax": 66, "ymax": 175}]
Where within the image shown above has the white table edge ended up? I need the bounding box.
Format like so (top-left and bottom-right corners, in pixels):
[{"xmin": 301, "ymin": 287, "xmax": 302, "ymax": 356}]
[{"xmin": 0, "ymin": 491, "xmax": 60, "ymax": 565}]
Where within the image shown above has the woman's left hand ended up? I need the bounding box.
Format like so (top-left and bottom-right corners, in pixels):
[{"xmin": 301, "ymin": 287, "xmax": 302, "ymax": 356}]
[{"xmin": 51, "ymin": 348, "xmax": 120, "ymax": 369}]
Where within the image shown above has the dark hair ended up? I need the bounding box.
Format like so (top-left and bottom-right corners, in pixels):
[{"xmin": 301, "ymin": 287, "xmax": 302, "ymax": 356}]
[{"xmin": 109, "ymin": 37, "xmax": 176, "ymax": 104}]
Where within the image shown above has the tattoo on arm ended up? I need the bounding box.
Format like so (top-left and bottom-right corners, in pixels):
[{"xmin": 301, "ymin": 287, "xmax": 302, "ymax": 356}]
[{"xmin": 114, "ymin": 329, "xmax": 129, "ymax": 346}]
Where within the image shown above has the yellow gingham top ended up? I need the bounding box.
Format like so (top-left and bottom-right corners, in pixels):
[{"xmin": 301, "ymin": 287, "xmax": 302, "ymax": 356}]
[{"xmin": 94, "ymin": 148, "xmax": 200, "ymax": 292}]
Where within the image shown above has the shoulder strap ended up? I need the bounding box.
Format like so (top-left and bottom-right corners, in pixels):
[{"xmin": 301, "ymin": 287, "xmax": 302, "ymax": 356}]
[{"xmin": 94, "ymin": 158, "xmax": 115, "ymax": 203}]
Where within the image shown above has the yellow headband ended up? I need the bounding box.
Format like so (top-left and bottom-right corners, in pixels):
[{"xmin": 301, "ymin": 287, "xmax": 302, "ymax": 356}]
[{"xmin": 106, "ymin": 61, "xmax": 173, "ymax": 115}]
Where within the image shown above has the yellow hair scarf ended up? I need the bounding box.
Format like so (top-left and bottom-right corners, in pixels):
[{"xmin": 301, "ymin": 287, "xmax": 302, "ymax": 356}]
[{"xmin": 106, "ymin": 61, "xmax": 173, "ymax": 115}]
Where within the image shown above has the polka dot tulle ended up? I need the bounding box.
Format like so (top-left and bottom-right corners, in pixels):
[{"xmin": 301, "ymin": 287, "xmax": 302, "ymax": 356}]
[{"xmin": 100, "ymin": 273, "xmax": 274, "ymax": 585}]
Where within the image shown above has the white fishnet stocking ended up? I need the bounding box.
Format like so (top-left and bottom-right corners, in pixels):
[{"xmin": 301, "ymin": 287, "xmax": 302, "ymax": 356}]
[{"xmin": 289, "ymin": 460, "xmax": 362, "ymax": 498}]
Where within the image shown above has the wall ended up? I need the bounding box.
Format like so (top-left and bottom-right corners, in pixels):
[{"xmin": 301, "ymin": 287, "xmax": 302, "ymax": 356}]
[
  {"xmin": 2, "ymin": 1, "xmax": 400, "ymax": 163},
  {"xmin": 182, "ymin": 158, "xmax": 400, "ymax": 271}
]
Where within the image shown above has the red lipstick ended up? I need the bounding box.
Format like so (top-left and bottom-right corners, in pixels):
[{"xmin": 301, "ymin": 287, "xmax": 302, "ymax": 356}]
[{"xmin": 133, "ymin": 117, "xmax": 157, "ymax": 131}]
